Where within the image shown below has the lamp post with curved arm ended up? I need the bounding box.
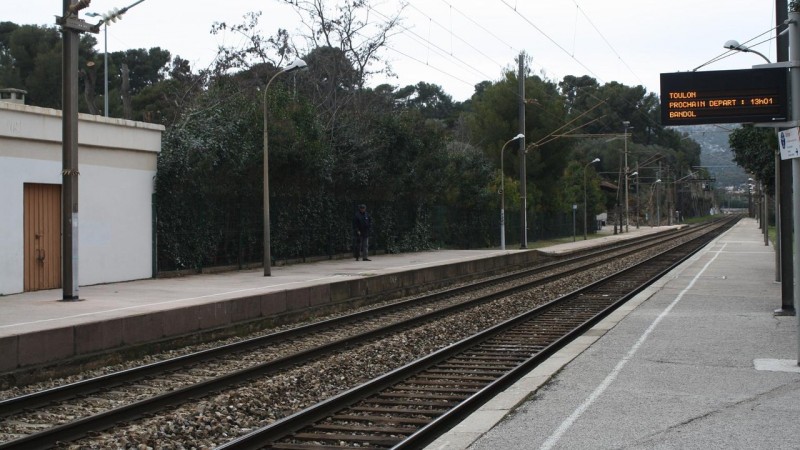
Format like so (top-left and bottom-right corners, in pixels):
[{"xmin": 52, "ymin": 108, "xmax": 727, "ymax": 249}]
[
  {"xmin": 654, "ymin": 178, "xmax": 662, "ymax": 225},
  {"xmin": 86, "ymin": 0, "xmax": 147, "ymax": 117},
  {"xmin": 500, "ymin": 134, "xmax": 525, "ymax": 250},
  {"xmin": 630, "ymin": 171, "xmax": 639, "ymax": 228},
  {"xmin": 583, "ymin": 158, "xmax": 600, "ymax": 240},
  {"xmin": 263, "ymin": 58, "xmax": 307, "ymax": 275},
  {"xmin": 723, "ymin": 39, "xmax": 771, "ymax": 64}
]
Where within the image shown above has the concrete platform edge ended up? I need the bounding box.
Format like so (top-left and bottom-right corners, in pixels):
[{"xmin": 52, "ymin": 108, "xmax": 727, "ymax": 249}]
[
  {"xmin": 1, "ymin": 249, "xmax": 555, "ymax": 376},
  {"xmin": 423, "ymin": 228, "xmax": 710, "ymax": 450}
]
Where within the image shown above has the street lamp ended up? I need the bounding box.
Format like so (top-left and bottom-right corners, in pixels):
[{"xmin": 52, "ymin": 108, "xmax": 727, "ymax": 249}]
[
  {"xmin": 86, "ymin": 0, "xmax": 146, "ymax": 117},
  {"xmin": 723, "ymin": 39, "xmax": 771, "ymax": 64},
  {"xmin": 622, "ymin": 121, "xmax": 631, "ymax": 232},
  {"xmin": 263, "ymin": 58, "xmax": 307, "ymax": 276},
  {"xmin": 500, "ymin": 133, "xmax": 525, "ymax": 250},
  {"xmin": 630, "ymin": 171, "xmax": 639, "ymax": 228},
  {"xmin": 583, "ymin": 158, "xmax": 600, "ymax": 240},
  {"xmin": 654, "ymin": 179, "xmax": 662, "ymax": 225}
]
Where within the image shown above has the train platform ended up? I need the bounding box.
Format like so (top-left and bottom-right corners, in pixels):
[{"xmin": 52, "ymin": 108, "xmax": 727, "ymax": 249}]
[
  {"xmin": 427, "ymin": 217, "xmax": 800, "ymax": 450},
  {"xmin": 0, "ymin": 225, "xmax": 672, "ymax": 375}
]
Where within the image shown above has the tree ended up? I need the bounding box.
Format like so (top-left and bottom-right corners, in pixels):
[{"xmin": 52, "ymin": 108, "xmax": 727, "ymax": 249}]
[
  {"xmin": 729, "ymin": 125, "xmax": 775, "ymax": 194},
  {"xmin": 0, "ymin": 22, "xmax": 23, "ymax": 88},
  {"xmin": 394, "ymin": 81, "xmax": 456, "ymax": 124},
  {"xmin": 0, "ymin": 24, "xmax": 64, "ymax": 108},
  {"xmin": 211, "ymin": 12, "xmax": 295, "ymax": 73},
  {"xmin": 284, "ymin": 0, "xmax": 405, "ymax": 89},
  {"xmin": 105, "ymin": 47, "xmax": 171, "ymax": 119},
  {"xmin": 558, "ymin": 160, "xmax": 602, "ymax": 232},
  {"xmin": 132, "ymin": 56, "xmax": 206, "ymax": 125},
  {"xmin": 155, "ymin": 77, "xmax": 266, "ymax": 269}
]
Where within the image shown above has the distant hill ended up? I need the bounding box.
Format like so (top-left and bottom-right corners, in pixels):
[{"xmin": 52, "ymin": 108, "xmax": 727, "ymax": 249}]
[{"xmin": 678, "ymin": 124, "xmax": 748, "ymax": 188}]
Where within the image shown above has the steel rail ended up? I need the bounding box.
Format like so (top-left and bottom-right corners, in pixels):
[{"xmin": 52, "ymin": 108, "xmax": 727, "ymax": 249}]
[
  {"xmin": 0, "ymin": 222, "xmax": 692, "ymax": 418},
  {"xmin": 0, "ymin": 221, "xmax": 726, "ymax": 448},
  {"xmin": 216, "ymin": 218, "xmax": 735, "ymax": 449}
]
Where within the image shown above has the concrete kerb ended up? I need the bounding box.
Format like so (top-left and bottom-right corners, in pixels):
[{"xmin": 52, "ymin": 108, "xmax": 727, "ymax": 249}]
[{"xmin": 1, "ymin": 248, "xmax": 554, "ymax": 382}]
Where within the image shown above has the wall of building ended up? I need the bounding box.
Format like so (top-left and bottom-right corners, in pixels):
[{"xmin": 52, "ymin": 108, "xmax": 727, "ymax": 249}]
[{"xmin": 0, "ymin": 102, "xmax": 164, "ymax": 295}]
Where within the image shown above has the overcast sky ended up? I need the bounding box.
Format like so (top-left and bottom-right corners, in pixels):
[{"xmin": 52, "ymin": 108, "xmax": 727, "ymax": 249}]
[{"xmin": 7, "ymin": 0, "xmax": 779, "ymax": 101}]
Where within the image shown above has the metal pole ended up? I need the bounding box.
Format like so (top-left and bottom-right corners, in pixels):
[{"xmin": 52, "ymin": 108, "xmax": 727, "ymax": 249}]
[
  {"xmin": 583, "ymin": 158, "xmax": 598, "ymax": 239},
  {"xmin": 666, "ymin": 172, "xmax": 671, "ymax": 225},
  {"xmin": 635, "ymin": 162, "xmax": 640, "ymax": 229},
  {"xmin": 500, "ymin": 146, "xmax": 506, "ymax": 250},
  {"xmin": 623, "ymin": 121, "xmax": 630, "ymax": 232},
  {"xmin": 87, "ymin": 1, "xmax": 147, "ymax": 116},
  {"xmin": 764, "ymin": 181, "xmax": 769, "ymax": 246},
  {"xmin": 657, "ymin": 164, "xmax": 661, "ymax": 226},
  {"xmin": 500, "ymin": 168, "xmax": 505, "ymax": 250},
  {"xmin": 776, "ymin": 0, "xmax": 794, "ymax": 314},
  {"xmin": 788, "ymin": 11, "xmax": 800, "ymax": 362},
  {"xmin": 583, "ymin": 168, "xmax": 589, "ymax": 240},
  {"xmin": 61, "ymin": 0, "xmax": 81, "ymax": 301},
  {"xmin": 775, "ymin": 148, "xmax": 781, "ymax": 281},
  {"xmin": 260, "ymin": 59, "xmax": 306, "ymax": 275},
  {"xmin": 518, "ymin": 53, "xmax": 527, "ymax": 248},
  {"xmin": 263, "ymin": 70, "xmax": 286, "ymax": 276},
  {"xmin": 103, "ymin": 23, "xmax": 108, "ymax": 117},
  {"xmin": 572, "ymin": 205, "xmax": 576, "ymax": 242},
  {"xmin": 500, "ymin": 134, "xmax": 523, "ymax": 250}
]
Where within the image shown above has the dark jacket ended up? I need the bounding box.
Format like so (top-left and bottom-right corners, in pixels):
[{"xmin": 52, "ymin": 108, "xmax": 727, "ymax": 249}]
[{"xmin": 353, "ymin": 210, "xmax": 371, "ymax": 237}]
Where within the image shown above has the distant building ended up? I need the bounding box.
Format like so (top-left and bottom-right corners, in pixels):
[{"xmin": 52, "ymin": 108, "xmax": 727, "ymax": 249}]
[{"xmin": 0, "ymin": 101, "xmax": 164, "ymax": 295}]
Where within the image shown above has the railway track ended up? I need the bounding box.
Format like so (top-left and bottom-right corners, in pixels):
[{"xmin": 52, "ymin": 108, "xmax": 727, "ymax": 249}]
[
  {"xmin": 0, "ymin": 218, "xmax": 736, "ymax": 448},
  {"xmin": 219, "ymin": 218, "xmax": 736, "ymax": 449}
]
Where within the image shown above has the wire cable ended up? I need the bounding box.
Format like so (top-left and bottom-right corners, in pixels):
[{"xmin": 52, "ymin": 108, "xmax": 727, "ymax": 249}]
[
  {"xmin": 382, "ymin": 43, "xmax": 475, "ymax": 87},
  {"xmin": 497, "ymin": 0, "xmax": 603, "ymax": 82},
  {"xmin": 436, "ymin": 0, "xmax": 517, "ymax": 52},
  {"xmin": 368, "ymin": 4, "xmax": 497, "ymax": 81},
  {"xmin": 571, "ymin": 0, "xmax": 646, "ymax": 87},
  {"xmin": 406, "ymin": 2, "xmax": 507, "ymax": 69}
]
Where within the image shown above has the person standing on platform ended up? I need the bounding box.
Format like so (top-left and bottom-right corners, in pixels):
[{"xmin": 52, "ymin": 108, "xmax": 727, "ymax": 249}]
[{"xmin": 353, "ymin": 204, "xmax": 372, "ymax": 261}]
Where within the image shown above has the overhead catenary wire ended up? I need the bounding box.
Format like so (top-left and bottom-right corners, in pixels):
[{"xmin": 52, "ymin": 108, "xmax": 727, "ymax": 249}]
[
  {"xmin": 536, "ymin": 115, "xmax": 607, "ymax": 148},
  {"xmin": 367, "ymin": 4, "xmax": 497, "ymax": 81},
  {"xmin": 383, "ymin": 43, "xmax": 475, "ymax": 87},
  {"xmin": 406, "ymin": 2, "xmax": 507, "ymax": 69},
  {"xmin": 434, "ymin": 0, "xmax": 517, "ymax": 53},
  {"xmin": 571, "ymin": 0, "xmax": 646, "ymax": 87},
  {"xmin": 532, "ymin": 98, "xmax": 608, "ymax": 148},
  {"xmin": 497, "ymin": 0, "xmax": 604, "ymax": 83}
]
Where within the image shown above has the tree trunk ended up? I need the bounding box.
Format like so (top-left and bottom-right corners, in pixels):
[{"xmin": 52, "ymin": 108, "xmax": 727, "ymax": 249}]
[
  {"xmin": 81, "ymin": 68, "xmax": 98, "ymax": 115},
  {"xmin": 121, "ymin": 63, "xmax": 133, "ymax": 120}
]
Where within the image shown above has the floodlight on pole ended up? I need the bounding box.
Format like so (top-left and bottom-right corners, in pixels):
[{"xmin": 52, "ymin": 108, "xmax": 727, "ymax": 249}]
[
  {"xmin": 723, "ymin": 39, "xmax": 771, "ymax": 64},
  {"xmin": 263, "ymin": 58, "xmax": 308, "ymax": 275},
  {"xmin": 583, "ymin": 158, "xmax": 600, "ymax": 240},
  {"xmin": 499, "ymin": 133, "xmax": 525, "ymax": 250}
]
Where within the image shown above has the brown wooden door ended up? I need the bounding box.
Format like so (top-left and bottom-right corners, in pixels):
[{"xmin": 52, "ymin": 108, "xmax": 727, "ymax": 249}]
[{"xmin": 24, "ymin": 183, "xmax": 62, "ymax": 291}]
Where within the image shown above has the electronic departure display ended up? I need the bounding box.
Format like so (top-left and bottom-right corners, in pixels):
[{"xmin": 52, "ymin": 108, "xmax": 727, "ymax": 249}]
[{"xmin": 660, "ymin": 68, "xmax": 788, "ymax": 126}]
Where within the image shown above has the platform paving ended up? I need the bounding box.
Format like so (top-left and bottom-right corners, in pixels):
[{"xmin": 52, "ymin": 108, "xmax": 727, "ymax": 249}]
[
  {"xmin": 425, "ymin": 217, "xmax": 800, "ymax": 450},
  {"xmin": 0, "ymin": 225, "xmax": 669, "ymax": 340}
]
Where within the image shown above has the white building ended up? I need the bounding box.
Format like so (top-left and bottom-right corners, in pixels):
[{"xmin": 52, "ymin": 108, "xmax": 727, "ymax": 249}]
[{"xmin": 0, "ymin": 100, "xmax": 164, "ymax": 295}]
